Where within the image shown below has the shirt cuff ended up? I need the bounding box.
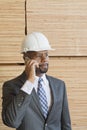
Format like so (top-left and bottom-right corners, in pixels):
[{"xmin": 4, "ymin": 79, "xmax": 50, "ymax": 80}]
[{"xmin": 21, "ymin": 80, "xmax": 34, "ymax": 95}]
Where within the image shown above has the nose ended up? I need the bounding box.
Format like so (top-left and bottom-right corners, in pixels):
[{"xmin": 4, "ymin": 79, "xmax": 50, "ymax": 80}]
[{"xmin": 41, "ymin": 54, "xmax": 49, "ymax": 62}]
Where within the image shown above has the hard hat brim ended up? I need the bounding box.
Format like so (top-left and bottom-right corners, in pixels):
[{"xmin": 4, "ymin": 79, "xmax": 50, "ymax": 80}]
[{"xmin": 21, "ymin": 47, "xmax": 55, "ymax": 53}]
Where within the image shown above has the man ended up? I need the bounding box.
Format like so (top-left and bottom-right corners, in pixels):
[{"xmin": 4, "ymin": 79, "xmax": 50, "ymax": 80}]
[{"xmin": 2, "ymin": 32, "xmax": 72, "ymax": 130}]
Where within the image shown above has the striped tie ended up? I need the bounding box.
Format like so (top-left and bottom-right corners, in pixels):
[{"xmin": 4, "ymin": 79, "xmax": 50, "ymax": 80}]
[{"xmin": 37, "ymin": 78, "xmax": 48, "ymax": 118}]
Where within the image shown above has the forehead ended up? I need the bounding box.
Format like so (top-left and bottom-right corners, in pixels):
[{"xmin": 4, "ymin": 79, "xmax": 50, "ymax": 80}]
[{"xmin": 26, "ymin": 50, "xmax": 48, "ymax": 55}]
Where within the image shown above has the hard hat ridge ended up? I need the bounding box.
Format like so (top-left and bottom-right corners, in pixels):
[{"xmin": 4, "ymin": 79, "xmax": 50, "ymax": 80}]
[{"xmin": 21, "ymin": 32, "xmax": 54, "ymax": 53}]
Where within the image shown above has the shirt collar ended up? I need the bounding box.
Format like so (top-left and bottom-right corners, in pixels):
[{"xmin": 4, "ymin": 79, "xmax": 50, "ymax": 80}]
[{"xmin": 35, "ymin": 74, "xmax": 47, "ymax": 84}]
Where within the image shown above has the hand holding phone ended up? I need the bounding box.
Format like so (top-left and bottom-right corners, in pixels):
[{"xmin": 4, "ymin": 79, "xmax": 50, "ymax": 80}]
[{"xmin": 25, "ymin": 57, "xmax": 39, "ymax": 83}]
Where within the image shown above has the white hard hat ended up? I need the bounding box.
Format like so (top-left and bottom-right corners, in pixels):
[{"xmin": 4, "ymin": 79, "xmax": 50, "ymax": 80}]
[{"xmin": 21, "ymin": 32, "xmax": 54, "ymax": 53}]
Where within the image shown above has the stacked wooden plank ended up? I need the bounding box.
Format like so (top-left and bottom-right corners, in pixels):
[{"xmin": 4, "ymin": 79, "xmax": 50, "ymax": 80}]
[
  {"xmin": 27, "ymin": 0, "xmax": 87, "ymax": 56},
  {"xmin": 48, "ymin": 57, "xmax": 87, "ymax": 130},
  {"xmin": 0, "ymin": 0, "xmax": 87, "ymax": 130},
  {"xmin": 0, "ymin": 0, "xmax": 25, "ymax": 63},
  {"xmin": 26, "ymin": 0, "xmax": 87, "ymax": 130},
  {"xmin": 0, "ymin": 0, "xmax": 25, "ymax": 130}
]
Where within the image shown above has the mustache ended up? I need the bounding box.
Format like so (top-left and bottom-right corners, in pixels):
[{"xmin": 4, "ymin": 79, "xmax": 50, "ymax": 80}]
[{"xmin": 39, "ymin": 62, "xmax": 48, "ymax": 66}]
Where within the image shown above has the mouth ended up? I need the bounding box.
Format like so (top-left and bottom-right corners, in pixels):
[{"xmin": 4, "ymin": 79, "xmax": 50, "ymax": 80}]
[
  {"xmin": 36, "ymin": 62, "xmax": 49, "ymax": 74},
  {"xmin": 39, "ymin": 63, "xmax": 48, "ymax": 67}
]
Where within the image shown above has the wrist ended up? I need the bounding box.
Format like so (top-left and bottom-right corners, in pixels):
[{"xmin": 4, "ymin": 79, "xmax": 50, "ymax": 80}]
[
  {"xmin": 28, "ymin": 77, "xmax": 35, "ymax": 83},
  {"xmin": 21, "ymin": 80, "xmax": 34, "ymax": 95}
]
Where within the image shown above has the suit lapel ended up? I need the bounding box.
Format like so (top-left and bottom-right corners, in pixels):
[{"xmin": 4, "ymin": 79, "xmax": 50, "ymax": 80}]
[
  {"xmin": 19, "ymin": 72, "xmax": 58, "ymax": 121},
  {"xmin": 19, "ymin": 71, "xmax": 45, "ymax": 120},
  {"xmin": 31, "ymin": 75, "xmax": 58, "ymax": 121},
  {"xmin": 46, "ymin": 75, "xmax": 58, "ymax": 121},
  {"xmin": 31, "ymin": 88, "xmax": 45, "ymax": 120}
]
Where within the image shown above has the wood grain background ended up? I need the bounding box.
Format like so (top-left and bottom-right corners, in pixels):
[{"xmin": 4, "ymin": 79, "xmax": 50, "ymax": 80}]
[{"xmin": 0, "ymin": 0, "xmax": 87, "ymax": 130}]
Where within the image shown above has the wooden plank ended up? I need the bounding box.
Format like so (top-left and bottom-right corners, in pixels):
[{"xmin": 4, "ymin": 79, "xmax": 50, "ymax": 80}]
[
  {"xmin": 0, "ymin": 57, "xmax": 87, "ymax": 130},
  {"xmin": 27, "ymin": 0, "xmax": 87, "ymax": 56},
  {"xmin": 0, "ymin": 0, "xmax": 25, "ymax": 63}
]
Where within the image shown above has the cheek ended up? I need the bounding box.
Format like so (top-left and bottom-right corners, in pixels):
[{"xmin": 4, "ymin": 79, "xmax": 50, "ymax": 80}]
[
  {"xmin": 35, "ymin": 58, "xmax": 42, "ymax": 62},
  {"xmin": 35, "ymin": 56, "xmax": 49, "ymax": 63},
  {"xmin": 35, "ymin": 58, "xmax": 41, "ymax": 64}
]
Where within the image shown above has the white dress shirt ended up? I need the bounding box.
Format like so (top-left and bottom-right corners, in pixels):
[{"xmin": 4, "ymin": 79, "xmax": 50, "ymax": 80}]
[{"xmin": 21, "ymin": 74, "xmax": 52, "ymax": 109}]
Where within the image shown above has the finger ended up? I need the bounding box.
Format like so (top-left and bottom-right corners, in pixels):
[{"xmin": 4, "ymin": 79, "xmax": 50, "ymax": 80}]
[
  {"xmin": 32, "ymin": 60, "xmax": 39, "ymax": 68},
  {"xmin": 26, "ymin": 60, "xmax": 34, "ymax": 68},
  {"xmin": 28, "ymin": 60, "xmax": 38, "ymax": 66},
  {"xmin": 26, "ymin": 60, "xmax": 38, "ymax": 70}
]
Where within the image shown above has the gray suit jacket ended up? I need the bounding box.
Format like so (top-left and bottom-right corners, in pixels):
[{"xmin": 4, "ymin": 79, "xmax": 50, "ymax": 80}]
[{"xmin": 2, "ymin": 71, "xmax": 72, "ymax": 130}]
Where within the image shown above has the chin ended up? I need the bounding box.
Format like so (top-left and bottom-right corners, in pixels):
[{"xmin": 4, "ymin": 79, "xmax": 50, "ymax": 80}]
[
  {"xmin": 39, "ymin": 63, "xmax": 48, "ymax": 73},
  {"xmin": 36, "ymin": 64, "xmax": 49, "ymax": 74},
  {"xmin": 40, "ymin": 68, "xmax": 48, "ymax": 73}
]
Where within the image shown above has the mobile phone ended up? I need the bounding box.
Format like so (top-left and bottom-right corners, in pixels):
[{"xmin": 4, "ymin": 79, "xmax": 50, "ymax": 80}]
[
  {"xmin": 25, "ymin": 57, "xmax": 31, "ymax": 64},
  {"xmin": 25, "ymin": 56, "xmax": 39, "ymax": 70}
]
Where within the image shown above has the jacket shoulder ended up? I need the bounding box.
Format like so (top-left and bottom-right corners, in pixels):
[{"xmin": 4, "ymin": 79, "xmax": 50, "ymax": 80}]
[
  {"xmin": 46, "ymin": 75, "xmax": 66, "ymax": 88},
  {"xmin": 47, "ymin": 75, "xmax": 65, "ymax": 84},
  {"xmin": 3, "ymin": 72, "xmax": 25, "ymax": 89}
]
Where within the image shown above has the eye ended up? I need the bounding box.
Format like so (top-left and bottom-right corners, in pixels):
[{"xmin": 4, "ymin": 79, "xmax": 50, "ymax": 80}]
[{"xmin": 35, "ymin": 54, "xmax": 41, "ymax": 58}]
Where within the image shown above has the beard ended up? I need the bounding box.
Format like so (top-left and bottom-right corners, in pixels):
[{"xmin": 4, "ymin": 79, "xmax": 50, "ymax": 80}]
[{"xmin": 36, "ymin": 63, "xmax": 49, "ymax": 75}]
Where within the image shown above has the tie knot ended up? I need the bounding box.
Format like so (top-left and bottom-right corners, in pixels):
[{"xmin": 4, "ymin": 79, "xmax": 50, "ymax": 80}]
[{"xmin": 38, "ymin": 77, "xmax": 43, "ymax": 84}]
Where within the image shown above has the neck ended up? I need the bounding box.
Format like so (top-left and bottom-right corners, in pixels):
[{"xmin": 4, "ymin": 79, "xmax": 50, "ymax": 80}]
[{"xmin": 36, "ymin": 72, "xmax": 44, "ymax": 77}]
